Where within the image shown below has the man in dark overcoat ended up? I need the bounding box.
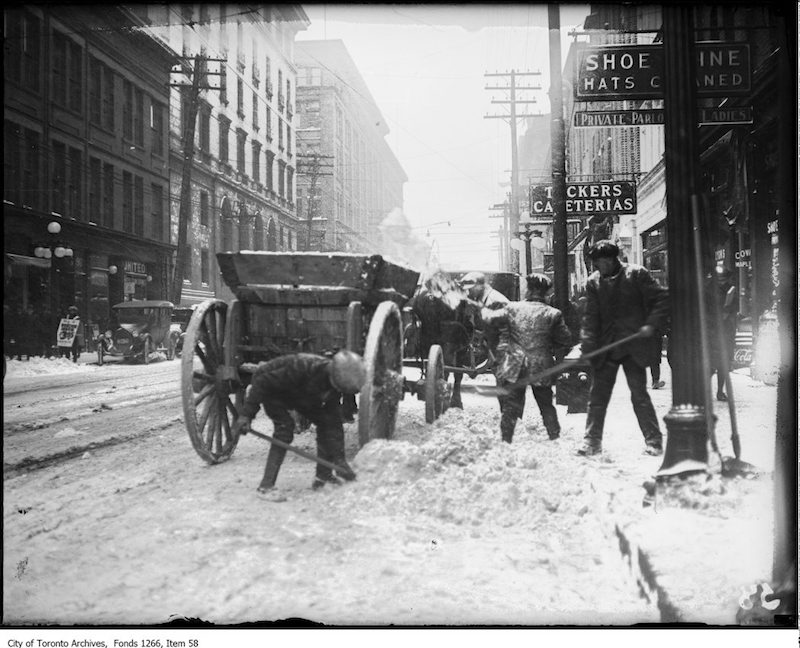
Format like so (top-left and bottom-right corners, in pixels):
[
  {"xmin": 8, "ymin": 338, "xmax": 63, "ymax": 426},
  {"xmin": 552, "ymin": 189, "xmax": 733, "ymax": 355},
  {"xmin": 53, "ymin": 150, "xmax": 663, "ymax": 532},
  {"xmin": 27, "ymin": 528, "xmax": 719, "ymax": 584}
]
[{"xmin": 578, "ymin": 240, "xmax": 669, "ymax": 456}]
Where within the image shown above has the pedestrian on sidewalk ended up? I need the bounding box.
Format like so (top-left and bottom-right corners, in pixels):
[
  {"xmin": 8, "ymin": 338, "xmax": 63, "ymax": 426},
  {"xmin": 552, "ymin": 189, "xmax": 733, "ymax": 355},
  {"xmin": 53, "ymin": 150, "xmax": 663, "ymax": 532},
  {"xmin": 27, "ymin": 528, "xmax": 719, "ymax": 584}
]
[
  {"xmin": 60, "ymin": 305, "xmax": 82, "ymax": 363},
  {"xmin": 706, "ymin": 267, "xmax": 738, "ymax": 401},
  {"xmin": 649, "ymin": 331, "xmax": 666, "ymax": 389},
  {"xmin": 578, "ymin": 240, "xmax": 670, "ymax": 457},
  {"xmin": 231, "ymin": 350, "xmax": 365, "ymax": 499},
  {"xmin": 482, "ymin": 273, "xmax": 573, "ymax": 443}
]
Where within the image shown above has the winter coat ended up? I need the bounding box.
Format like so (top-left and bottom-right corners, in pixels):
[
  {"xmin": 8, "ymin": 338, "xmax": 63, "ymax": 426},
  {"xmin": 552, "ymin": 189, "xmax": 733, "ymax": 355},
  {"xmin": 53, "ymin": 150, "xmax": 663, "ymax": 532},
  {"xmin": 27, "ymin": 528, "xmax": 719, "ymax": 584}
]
[
  {"xmin": 581, "ymin": 262, "xmax": 669, "ymax": 368},
  {"xmin": 482, "ymin": 299, "xmax": 573, "ymax": 385},
  {"xmin": 240, "ymin": 353, "xmax": 340, "ymax": 422}
]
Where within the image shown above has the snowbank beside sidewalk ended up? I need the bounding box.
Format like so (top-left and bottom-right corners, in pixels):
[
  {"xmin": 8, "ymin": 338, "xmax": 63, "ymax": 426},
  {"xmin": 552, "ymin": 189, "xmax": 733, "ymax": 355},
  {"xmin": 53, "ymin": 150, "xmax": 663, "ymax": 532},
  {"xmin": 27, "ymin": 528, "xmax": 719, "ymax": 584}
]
[{"xmin": 4, "ymin": 355, "xmax": 101, "ymax": 378}]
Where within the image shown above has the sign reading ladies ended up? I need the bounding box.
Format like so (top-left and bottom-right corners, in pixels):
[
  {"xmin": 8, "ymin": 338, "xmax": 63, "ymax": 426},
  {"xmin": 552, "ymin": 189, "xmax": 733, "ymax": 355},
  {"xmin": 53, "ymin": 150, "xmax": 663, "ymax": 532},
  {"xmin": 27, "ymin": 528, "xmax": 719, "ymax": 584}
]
[{"xmin": 529, "ymin": 182, "xmax": 636, "ymax": 216}]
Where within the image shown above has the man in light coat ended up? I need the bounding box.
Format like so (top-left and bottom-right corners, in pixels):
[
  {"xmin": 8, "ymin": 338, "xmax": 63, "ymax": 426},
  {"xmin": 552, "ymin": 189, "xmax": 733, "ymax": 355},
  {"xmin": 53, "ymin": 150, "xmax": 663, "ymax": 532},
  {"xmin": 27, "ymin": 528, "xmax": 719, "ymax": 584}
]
[{"xmin": 482, "ymin": 273, "xmax": 573, "ymax": 443}]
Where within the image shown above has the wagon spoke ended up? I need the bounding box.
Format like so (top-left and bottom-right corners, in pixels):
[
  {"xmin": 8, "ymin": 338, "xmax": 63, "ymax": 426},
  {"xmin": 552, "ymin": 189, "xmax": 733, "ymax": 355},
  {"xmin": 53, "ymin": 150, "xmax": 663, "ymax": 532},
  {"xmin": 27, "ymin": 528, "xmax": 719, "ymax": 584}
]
[
  {"xmin": 193, "ymin": 370, "xmax": 213, "ymax": 383},
  {"xmin": 214, "ymin": 406, "xmax": 223, "ymax": 453},
  {"xmin": 206, "ymin": 310, "xmax": 218, "ymax": 350},
  {"xmin": 195, "ymin": 344, "xmax": 214, "ymax": 374},
  {"xmin": 220, "ymin": 400, "xmax": 233, "ymax": 445},
  {"xmin": 206, "ymin": 404, "xmax": 218, "ymax": 452},
  {"xmin": 197, "ymin": 397, "xmax": 213, "ymax": 444},
  {"xmin": 194, "ymin": 383, "xmax": 215, "ymax": 406},
  {"xmin": 198, "ymin": 326, "xmax": 218, "ymax": 366},
  {"xmin": 224, "ymin": 398, "xmax": 238, "ymax": 421}
]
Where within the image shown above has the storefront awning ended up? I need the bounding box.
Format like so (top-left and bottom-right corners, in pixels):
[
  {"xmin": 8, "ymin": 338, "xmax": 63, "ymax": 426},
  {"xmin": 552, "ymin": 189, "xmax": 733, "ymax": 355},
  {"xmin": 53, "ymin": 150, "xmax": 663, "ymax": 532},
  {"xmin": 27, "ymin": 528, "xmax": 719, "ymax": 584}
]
[{"xmin": 6, "ymin": 253, "xmax": 51, "ymax": 269}]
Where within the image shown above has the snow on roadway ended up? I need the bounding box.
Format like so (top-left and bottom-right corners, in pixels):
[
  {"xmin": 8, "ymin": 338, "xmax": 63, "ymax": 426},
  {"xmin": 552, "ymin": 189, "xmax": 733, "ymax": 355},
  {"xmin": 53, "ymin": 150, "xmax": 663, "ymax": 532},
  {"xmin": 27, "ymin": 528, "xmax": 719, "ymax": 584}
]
[{"xmin": 4, "ymin": 355, "xmax": 101, "ymax": 378}]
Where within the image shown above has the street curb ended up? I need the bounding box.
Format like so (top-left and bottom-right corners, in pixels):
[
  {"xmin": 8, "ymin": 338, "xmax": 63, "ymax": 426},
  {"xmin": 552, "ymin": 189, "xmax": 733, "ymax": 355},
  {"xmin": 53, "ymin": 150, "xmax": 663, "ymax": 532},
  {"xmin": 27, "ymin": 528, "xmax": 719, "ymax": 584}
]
[{"xmin": 613, "ymin": 520, "xmax": 684, "ymax": 623}]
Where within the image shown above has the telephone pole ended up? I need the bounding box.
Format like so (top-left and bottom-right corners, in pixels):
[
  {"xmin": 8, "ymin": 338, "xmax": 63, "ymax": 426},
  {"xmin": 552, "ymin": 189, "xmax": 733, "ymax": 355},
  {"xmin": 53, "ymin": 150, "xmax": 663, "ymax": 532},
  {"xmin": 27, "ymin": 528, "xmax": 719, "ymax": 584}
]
[
  {"xmin": 485, "ymin": 69, "xmax": 541, "ymax": 274},
  {"xmin": 169, "ymin": 54, "xmax": 223, "ymax": 306},
  {"xmin": 296, "ymin": 152, "xmax": 334, "ymax": 251}
]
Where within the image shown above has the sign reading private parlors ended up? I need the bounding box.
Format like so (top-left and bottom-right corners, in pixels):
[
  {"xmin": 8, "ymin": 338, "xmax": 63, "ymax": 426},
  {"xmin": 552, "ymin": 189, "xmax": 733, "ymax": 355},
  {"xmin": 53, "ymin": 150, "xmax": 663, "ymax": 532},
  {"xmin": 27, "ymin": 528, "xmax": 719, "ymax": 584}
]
[
  {"xmin": 574, "ymin": 106, "xmax": 753, "ymax": 127},
  {"xmin": 574, "ymin": 42, "xmax": 751, "ymax": 100},
  {"xmin": 529, "ymin": 181, "xmax": 636, "ymax": 216}
]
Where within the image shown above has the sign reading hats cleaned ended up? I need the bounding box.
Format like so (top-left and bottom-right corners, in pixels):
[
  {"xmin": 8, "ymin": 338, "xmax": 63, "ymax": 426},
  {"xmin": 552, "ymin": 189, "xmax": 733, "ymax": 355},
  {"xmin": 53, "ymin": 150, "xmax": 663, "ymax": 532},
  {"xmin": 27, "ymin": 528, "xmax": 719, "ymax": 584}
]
[
  {"xmin": 575, "ymin": 42, "xmax": 751, "ymax": 100},
  {"xmin": 529, "ymin": 182, "xmax": 636, "ymax": 216}
]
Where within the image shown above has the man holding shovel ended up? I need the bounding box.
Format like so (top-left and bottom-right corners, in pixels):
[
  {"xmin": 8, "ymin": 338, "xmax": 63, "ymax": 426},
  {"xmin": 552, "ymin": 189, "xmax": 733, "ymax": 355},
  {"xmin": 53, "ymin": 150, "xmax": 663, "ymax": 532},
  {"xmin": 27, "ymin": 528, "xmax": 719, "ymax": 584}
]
[
  {"xmin": 232, "ymin": 350, "xmax": 366, "ymax": 499},
  {"xmin": 578, "ymin": 240, "xmax": 670, "ymax": 457}
]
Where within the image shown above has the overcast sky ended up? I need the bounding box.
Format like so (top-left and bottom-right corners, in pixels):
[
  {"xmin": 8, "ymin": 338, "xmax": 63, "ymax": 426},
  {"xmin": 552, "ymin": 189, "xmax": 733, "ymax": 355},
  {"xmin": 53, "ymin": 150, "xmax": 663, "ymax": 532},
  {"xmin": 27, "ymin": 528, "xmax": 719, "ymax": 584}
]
[{"xmin": 299, "ymin": 4, "xmax": 591, "ymax": 271}]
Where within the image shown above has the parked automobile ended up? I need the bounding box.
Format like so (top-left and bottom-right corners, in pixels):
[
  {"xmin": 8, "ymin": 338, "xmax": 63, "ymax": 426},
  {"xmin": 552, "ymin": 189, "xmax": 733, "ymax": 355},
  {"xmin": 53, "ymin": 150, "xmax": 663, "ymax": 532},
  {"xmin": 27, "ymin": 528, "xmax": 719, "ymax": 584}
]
[
  {"xmin": 97, "ymin": 300, "xmax": 179, "ymax": 365},
  {"xmin": 169, "ymin": 306, "xmax": 195, "ymax": 357}
]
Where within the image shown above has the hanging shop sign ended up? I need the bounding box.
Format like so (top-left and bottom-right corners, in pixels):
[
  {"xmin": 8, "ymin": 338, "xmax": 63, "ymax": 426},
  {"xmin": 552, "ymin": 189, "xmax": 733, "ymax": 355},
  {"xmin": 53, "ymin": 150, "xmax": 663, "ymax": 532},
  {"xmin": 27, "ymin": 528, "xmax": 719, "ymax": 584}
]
[
  {"xmin": 529, "ymin": 182, "xmax": 636, "ymax": 216},
  {"xmin": 574, "ymin": 42, "xmax": 751, "ymax": 101},
  {"xmin": 574, "ymin": 105, "xmax": 753, "ymax": 127}
]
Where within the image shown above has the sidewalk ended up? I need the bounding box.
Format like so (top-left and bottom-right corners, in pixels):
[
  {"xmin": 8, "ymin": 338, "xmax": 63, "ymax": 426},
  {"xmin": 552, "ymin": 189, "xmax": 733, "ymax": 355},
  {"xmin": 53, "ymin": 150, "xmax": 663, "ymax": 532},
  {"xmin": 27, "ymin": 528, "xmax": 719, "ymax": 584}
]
[{"xmin": 581, "ymin": 359, "xmax": 781, "ymax": 624}]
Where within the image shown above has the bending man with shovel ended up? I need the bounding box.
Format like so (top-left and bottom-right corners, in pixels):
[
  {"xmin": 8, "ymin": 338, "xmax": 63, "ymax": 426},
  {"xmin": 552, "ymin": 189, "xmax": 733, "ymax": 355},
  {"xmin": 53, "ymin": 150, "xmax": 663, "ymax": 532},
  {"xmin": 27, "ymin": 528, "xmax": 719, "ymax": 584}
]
[
  {"xmin": 578, "ymin": 240, "xmax": 670, "ymax": 457},
  {"xmin": 232, "ymin": 350, "xmax": 366, "ymax": 498}
]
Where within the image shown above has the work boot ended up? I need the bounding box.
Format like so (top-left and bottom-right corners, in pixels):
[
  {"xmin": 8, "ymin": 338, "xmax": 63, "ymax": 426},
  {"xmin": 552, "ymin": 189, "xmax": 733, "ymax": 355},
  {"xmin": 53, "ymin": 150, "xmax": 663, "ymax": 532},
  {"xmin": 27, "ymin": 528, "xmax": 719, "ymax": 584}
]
[
  {"xmin": 500, "ymin": 413, "xmax": 516, "ymax": 443},
  {"xmin": 258, "ymin": 445, "xmax": 287, "ymax": 491},
  {"xmin": 576, "ymin": 441, "xmax": 602, "ymax": 456},
  {"xmin": 334, "ymin": 459, "xmax": 356, "ymax": 481},
  {"xmin": 644, "ymin": 442, "xmax": 663, "ymax": 456},
  {"xmin": 312, "ymin": 474, "xmax": 343, "ymax": 490}
]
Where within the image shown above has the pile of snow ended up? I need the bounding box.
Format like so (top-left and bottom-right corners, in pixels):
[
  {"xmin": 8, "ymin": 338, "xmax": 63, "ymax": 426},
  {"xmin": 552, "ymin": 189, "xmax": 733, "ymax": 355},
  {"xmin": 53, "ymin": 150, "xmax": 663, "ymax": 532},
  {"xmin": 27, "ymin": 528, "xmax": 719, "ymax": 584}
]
[
  {"xmin": 341, "ymin": 408, "xmax": 601, "ymax": 530},
  {"xmin": 4, "ymin": 355, "xmax": 101, "ymax": 378}
]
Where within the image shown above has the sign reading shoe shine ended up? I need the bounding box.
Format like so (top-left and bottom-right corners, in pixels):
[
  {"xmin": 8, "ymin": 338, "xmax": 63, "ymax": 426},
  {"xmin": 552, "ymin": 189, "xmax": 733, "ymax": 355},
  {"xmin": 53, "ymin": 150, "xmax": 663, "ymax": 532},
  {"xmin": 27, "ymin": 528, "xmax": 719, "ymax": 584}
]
[{"xmin": 575, "ymin": 42, "xmax": 751, "ymax": 100}]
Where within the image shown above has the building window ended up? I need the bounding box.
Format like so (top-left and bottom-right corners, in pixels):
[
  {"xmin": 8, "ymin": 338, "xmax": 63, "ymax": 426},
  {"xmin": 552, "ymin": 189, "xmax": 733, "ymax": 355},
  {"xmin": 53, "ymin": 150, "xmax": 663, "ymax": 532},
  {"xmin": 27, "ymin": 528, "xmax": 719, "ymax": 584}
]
[
  {"xmin": 237, "ymin": 77, "xmax": 244, "ymax": 117},
  {"xmin": 200, "ymin": 248, "xmax": 209, "ymax": 284},
  {"xmin": 89, "ymin": 57, "xmax": 102, "ymax": 124},
  {"xmin": 22, "ymin": 128, "xmax": 40, "ymax": 211},
  {"xmin": 278, "ymin": 119, "xmax": 283, "ymax": 151},
  {"xmin": 252, "ymin": 90, "xmax": 259, "ymax": 129},
  {"xmin": 68, "ymin": 40, "xmax": 82, "ymax": 113},
  {"xmin": 52, "ymin": 141, "xmax": 66, "ymax": 214},
  {"xmin": 200, "ymin": 190, "xmax": 209, "ymax": 226},
  {"xmin": 218, "ymin": 116, "xmax": 230, "ymax": 165},
  {"xmin": 266, "ymin": 108, "xmax": 272, "ymax": 141},
  {"xmin": 134, "ymin": 176, "xmax": 144, "ymax": 236},
  {"xmin": 123, "ymin": 80, "xmax": 133, "ymax": 140},
  {"xmin": 150, "ymin": 100, "xmax": 164, "ymax": 155},
  {"xmin": 236, "ymin": 129, "xmax": 246, "ymax": 173},
  {"xmin": 286, "ymin": 124, "xmax": 292, "ymax": 156},
  {"xmin": 122, "ymin": 171, "xmax": 133, "ymax": 232},
  {"xmin": 278, "ymin": 160, "xmax": 286, "ymax": 198},
  {"xmin": 287, "ymin": 166, "xmax": 294, "ymax": 202},
  {"xmin": 199, "ymin": 103, "xmax": 211, "ymax": 152},
  {"xmin": 89, "ymin": 157, "xmax": 101, "ymax": 223},
  {"xmin": 151, "ymin": 183, "xmax": 163, "ymax": 240},
  {"xmin": 183, "ymin": 246, "xmax": 192, "ymax": 281},
  {"xmin": 219, "ymin": 65, "xmax": 227, "ymax": 104},
  {"xmin": 265, "ymin": 56, "xmax": 272, "ymax": 99},
  {"xmin": 254, "ymin": 215, "xmax": 264, "ymax": 250},
  {"xmin": 102, "ymin": 65, "xmax": 115, "ymax": 130},
  {"xmin": 102, "ymin": 163, "xmax": 114, "ymax": 227},
  {"xmin": 252, "ymin": 141, "xmax": 261, "ymax": 183},
  {"xmin": 52, "ymin": 32, "xmax": 68, "ymax": 106},
  {"xmin": 266, "ymin": 151, "xmax": 274, "ymax": 192},
  {"xmin": 4, "ymin": 122, "xmax": 21, "ymax": 205},
  {"xmin": 5, "ymin": 10, "xmax": 41, "ymax": 91}
]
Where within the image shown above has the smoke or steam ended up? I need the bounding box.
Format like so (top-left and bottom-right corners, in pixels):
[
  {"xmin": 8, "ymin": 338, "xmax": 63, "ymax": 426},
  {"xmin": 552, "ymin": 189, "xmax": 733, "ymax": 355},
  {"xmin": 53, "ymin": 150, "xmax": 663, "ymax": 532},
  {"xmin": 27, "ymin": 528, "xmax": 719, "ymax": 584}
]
[{"xmin": 377, "ymin": 208, "xmax": 431, "ymax": 271}]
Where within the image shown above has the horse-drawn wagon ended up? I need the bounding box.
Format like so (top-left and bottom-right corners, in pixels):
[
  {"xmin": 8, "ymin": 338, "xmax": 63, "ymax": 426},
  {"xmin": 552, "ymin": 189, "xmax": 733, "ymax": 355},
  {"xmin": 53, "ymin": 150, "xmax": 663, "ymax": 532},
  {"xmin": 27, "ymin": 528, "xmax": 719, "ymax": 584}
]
[{"xmin": 181, "ymin": 251, "xmax": 432, "ymax": 465}]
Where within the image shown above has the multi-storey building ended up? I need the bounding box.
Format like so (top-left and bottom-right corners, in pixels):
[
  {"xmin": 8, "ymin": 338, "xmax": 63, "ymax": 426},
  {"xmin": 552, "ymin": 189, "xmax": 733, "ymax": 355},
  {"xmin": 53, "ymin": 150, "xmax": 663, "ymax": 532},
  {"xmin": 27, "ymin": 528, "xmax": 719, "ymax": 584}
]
[
  {"xmin": 139, "ymin": 4, "xmax": 309, "ymax": 304},
  {"xmin": 294, "ymin": 39, "xmax": 406, "ymax": 253},
  {"xmin": 4, "ymin": 5, "xmax": 177, "ymax": 338}
]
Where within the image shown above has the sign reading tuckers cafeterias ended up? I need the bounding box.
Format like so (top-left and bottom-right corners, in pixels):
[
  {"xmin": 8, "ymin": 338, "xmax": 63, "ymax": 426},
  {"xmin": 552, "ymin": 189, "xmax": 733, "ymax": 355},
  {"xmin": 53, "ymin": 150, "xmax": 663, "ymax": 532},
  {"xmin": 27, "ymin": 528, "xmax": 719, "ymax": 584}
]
[{"xmin": 529, "ymin": 181, "xmax": 636, "ymax": 216}]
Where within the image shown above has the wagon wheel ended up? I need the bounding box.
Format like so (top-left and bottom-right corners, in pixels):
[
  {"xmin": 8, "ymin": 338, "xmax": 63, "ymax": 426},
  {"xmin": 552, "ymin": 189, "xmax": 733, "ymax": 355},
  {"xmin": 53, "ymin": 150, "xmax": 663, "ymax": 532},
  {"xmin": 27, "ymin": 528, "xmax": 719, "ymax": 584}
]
[
  {"xmin": 181, "ymin": 299, "xmax": 240, "ymax": 464},
  {"xmin": 357, "ymin": 301, "xmax": 404, "ymax": 447},
  {"xmin": 142, "ymin": 336, "xmax": 152, "ymax": 365},
  {"xmin": 424, "ymin": 344, "xmax": 449, "ymax": 423}
]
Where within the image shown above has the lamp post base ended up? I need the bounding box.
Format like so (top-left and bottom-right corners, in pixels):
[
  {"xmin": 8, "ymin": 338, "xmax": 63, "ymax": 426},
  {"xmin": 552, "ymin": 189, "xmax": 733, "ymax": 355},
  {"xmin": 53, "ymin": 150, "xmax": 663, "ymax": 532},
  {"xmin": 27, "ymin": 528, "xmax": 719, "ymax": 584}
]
[{"xmin": 656, "ymin": 404, "xmax": 709, "ymax": 478}]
